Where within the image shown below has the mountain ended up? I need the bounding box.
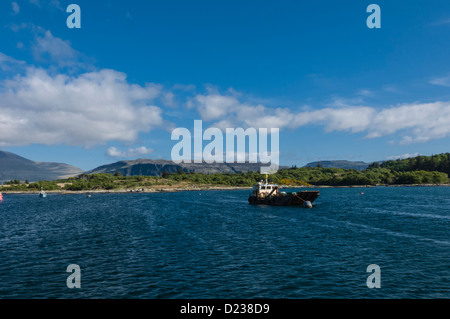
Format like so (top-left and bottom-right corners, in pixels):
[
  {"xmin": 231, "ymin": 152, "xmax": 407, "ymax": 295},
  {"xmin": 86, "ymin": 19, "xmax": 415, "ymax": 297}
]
[
  {"xmin": 0, "ymin": 151, "xmax": 84, "ymax": 182},
  {"xmin": 86, "ymin": 159, "xmax": 270, "ymax": 176},
  {"xmin": 304, "ymin": 160, "xmax": 370, "ymax": 171}
]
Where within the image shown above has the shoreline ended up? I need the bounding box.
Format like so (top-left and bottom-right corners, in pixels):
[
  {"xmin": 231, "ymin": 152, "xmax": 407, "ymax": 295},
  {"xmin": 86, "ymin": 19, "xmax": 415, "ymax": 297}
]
[
  {"xmin": 1, "ymin": 183, "xmax": 450, "ymax": 195},
  {"xmin": 0, "ymin": 186, "xmax": 252, "ymax": 195}
]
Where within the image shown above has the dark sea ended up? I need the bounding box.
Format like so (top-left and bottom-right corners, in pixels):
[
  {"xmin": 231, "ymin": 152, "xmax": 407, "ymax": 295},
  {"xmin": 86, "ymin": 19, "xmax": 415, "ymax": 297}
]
[{"xmin": 0, "ymin": 187, "xmax": 449, "ymax": 299}]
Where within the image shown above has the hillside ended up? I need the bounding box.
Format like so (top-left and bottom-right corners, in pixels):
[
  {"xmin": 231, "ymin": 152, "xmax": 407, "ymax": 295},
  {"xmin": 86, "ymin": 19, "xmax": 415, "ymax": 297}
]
[
  {"xmin": 368, "ymin": 153, "xmax": 450, "ymax": 174},
  {"xmin": 0, "ymin": 151, "xmax": 83, "ymax": 182},
  {"xmin": 304, "ymin": 160, "xmax": 370, "ymax": 171},
  {"xmin": 86, "ymin": 159, "xmax": 268, "ymax": 176}
]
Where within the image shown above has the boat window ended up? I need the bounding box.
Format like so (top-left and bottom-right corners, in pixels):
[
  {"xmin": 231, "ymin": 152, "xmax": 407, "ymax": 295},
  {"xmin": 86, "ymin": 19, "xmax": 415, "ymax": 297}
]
[{"xmin": 261, "ymin": 186, "xmax": 266, "ymax": 190}]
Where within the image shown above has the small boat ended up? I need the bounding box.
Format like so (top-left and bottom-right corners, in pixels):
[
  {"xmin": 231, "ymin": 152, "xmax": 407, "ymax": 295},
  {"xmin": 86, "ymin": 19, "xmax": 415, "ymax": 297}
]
[
  {"xmin": 0, "ymin": 192, "xmax": 3, "ymax": 202},
  {"xmin": 39, "ymin": 188, "xmax": 47, "ymax": 198},
  {"xmin": 248, "ymin": 176, "xmax": 319, "ymax": 207}
]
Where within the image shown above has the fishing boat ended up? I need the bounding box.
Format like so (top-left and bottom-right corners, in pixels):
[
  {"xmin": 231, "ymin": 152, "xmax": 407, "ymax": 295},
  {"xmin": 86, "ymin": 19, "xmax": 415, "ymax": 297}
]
[
  {"xmin": 39, "ymin": 188, "xmax": 47, "ymax": 198},
  {"xmin": 248, "ymin": 176, "xmax": 319, "ymax": 207}
]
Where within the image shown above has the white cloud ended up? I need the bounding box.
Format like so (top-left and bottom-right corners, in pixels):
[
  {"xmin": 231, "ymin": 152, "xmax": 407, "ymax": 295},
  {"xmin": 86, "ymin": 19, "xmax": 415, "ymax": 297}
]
[
  {"xmin": 192, "ymin": 91, "xmax": 450, "ymax": 144},
  {"xmin": 32, "ymin": 30, "xmax": 91, "ymax": 69},
  {"xmin": 368, "ymin": 101, "xmax": 450, "ymax": 143},
  {"xmin": 386, "ymin": 153, "xmax": 420, "ymax": 160},
  {"xmin": 292, "ymin": 107, "xmax": 375, "ymax": 133},
  {"xmin": 106, "ymin": 146, "xmax": 155, "ymax": 158},
  {"xmin": 192, "ymin": 93, "xmax": 293, "ymax": 129},
  {"xmin": 300, "ymin": 101, "xmax": 450, "ymax": 143},
  {"xmin": 0, "ymin": 66, "xmax": 164, "ymax": 147},
  {"xmin": 162, "ymin": 92, "xmax": 176, "ymax": 107},
  {"xmin": 192, "ymin": 91, "xmax": 373, "ymax": 132},
  {"xmin": 430, "ymin": 75, "xmax": 450, "ymax": 87},
  {"xmin": 0, "ymin": 52, "xmax": 25, "ymax": 71},
  {"xmin": 194, "ymin": 94, "xmax": 239, "ymax": 121},
  {"xmin": 11, "ymin": 2, "xmax": 20, "ymax": 15},
  {"xmin": 0, "ymin": 29, "xmax": 173, "ymax": 149}
]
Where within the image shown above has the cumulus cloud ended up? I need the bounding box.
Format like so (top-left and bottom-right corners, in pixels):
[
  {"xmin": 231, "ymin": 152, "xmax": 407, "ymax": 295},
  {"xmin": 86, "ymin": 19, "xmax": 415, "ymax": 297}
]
[
  {"xmin": 368, "ymin": 101, "xmax": 450, "ymax": 143},
  {"xmin": 191, "ymin": 91, "xmax": 450, "ymax": 144},
  {"xmin": 292, "ymin": 107, "xmax": 375, "ymax": 133},
  {"xmin": 0, "ymin": 27, "xmax": 172, "ymax": 149},
  {"xmin": 0, "ymin": 66, "xmax": 163, "ymax": 147},
  {"xmin": 194, "ymin": 94, "xmax": 239, "ymax": 121},
  {"xmin": 106, "ymin": 146, "xmax": 155, "ymax": 158},
  {"xmin": 192, "ymin": 91, "xmax": 373, "ymax": 132},
  {"xmin": 192, "ymin": 93, "xmax": 293, "ymax": 129}
]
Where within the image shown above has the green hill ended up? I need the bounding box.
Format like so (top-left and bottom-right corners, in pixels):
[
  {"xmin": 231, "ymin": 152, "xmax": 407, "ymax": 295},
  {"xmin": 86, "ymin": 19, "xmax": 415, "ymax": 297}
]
[{"xmin": 368, "ymin": 153, "xmax": 450, "ymax": 175}]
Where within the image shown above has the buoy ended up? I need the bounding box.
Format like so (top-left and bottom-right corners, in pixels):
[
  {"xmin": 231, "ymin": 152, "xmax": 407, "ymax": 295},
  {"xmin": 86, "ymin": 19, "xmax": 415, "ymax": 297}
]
[
  {"xmin": 303, "ymin": 201, "xmax": 313, "ymax": 208},
  {"xmin": 361, "ymin": 192, "xmax": 364, "ymax": 195}
]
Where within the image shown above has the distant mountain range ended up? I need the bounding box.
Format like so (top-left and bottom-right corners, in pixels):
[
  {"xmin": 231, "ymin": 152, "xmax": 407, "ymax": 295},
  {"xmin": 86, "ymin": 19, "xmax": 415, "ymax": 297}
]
[
  {"xmin": 304, "ymin": 160, "xmax": 370, "ymax": 171},
  {"xmin": 0, "ymin": 151, "xmax": 83, "ymax": 182},
  {"xmin": 1, "ymin": 149, "xmax": 375, "ymax": 182},
  {"xmin": 86, "ymin": 159, "xmax": 268, "ymax": 176}
]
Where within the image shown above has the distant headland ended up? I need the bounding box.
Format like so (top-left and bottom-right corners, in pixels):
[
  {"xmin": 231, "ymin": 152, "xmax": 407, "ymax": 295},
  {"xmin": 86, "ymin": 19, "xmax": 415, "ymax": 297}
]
[
  {"xmin": 0, "ymin": 151, "xmax": 449, "ymax": 193},
  {"xmin": 1, "ymin": 152, "xmax": 449, "ymax": 193}
]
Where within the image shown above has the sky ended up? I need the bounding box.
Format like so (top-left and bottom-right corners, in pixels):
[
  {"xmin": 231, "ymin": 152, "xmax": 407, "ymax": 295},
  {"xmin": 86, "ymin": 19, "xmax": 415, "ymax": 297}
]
[{"xmin": 1, "ymin": 0, "xmax": 450, "ymax": 171}]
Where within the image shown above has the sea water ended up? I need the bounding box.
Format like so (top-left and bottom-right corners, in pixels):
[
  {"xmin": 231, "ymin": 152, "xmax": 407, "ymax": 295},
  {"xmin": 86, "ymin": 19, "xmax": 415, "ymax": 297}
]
[{"xmin": 0, "ymin": 187, "xmax": 448, "ymax": 298}]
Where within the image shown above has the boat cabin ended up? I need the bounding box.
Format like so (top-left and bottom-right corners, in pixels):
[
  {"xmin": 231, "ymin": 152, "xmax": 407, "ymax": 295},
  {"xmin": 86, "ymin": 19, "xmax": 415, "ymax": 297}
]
[{"xmin": 252, "ymin": 182, "xmax": 279, "ymax": 198}]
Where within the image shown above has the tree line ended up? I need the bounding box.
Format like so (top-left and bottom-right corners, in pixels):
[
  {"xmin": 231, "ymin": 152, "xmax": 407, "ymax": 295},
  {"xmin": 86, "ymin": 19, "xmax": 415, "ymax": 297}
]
[
  {"xmin": 1, "ymin": 153, "xmax": 448, "ymax": 191},
  {"xmin": 368, "ymin": 153, "xmax": 450, "ymax": 175}
]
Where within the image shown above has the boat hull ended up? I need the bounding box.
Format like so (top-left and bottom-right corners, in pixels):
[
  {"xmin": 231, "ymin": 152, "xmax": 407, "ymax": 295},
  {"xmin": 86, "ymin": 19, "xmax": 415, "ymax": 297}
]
[{"xmin": 248, "ymin": 190, "xmax": 319, "ymax": 206}]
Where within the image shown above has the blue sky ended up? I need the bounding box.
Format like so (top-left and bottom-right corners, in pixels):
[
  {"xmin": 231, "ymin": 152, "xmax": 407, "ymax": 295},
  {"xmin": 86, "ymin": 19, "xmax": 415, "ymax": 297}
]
[{"xmin": 1, "ymin": 0, "xmax": 450, "ymax": 171}]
